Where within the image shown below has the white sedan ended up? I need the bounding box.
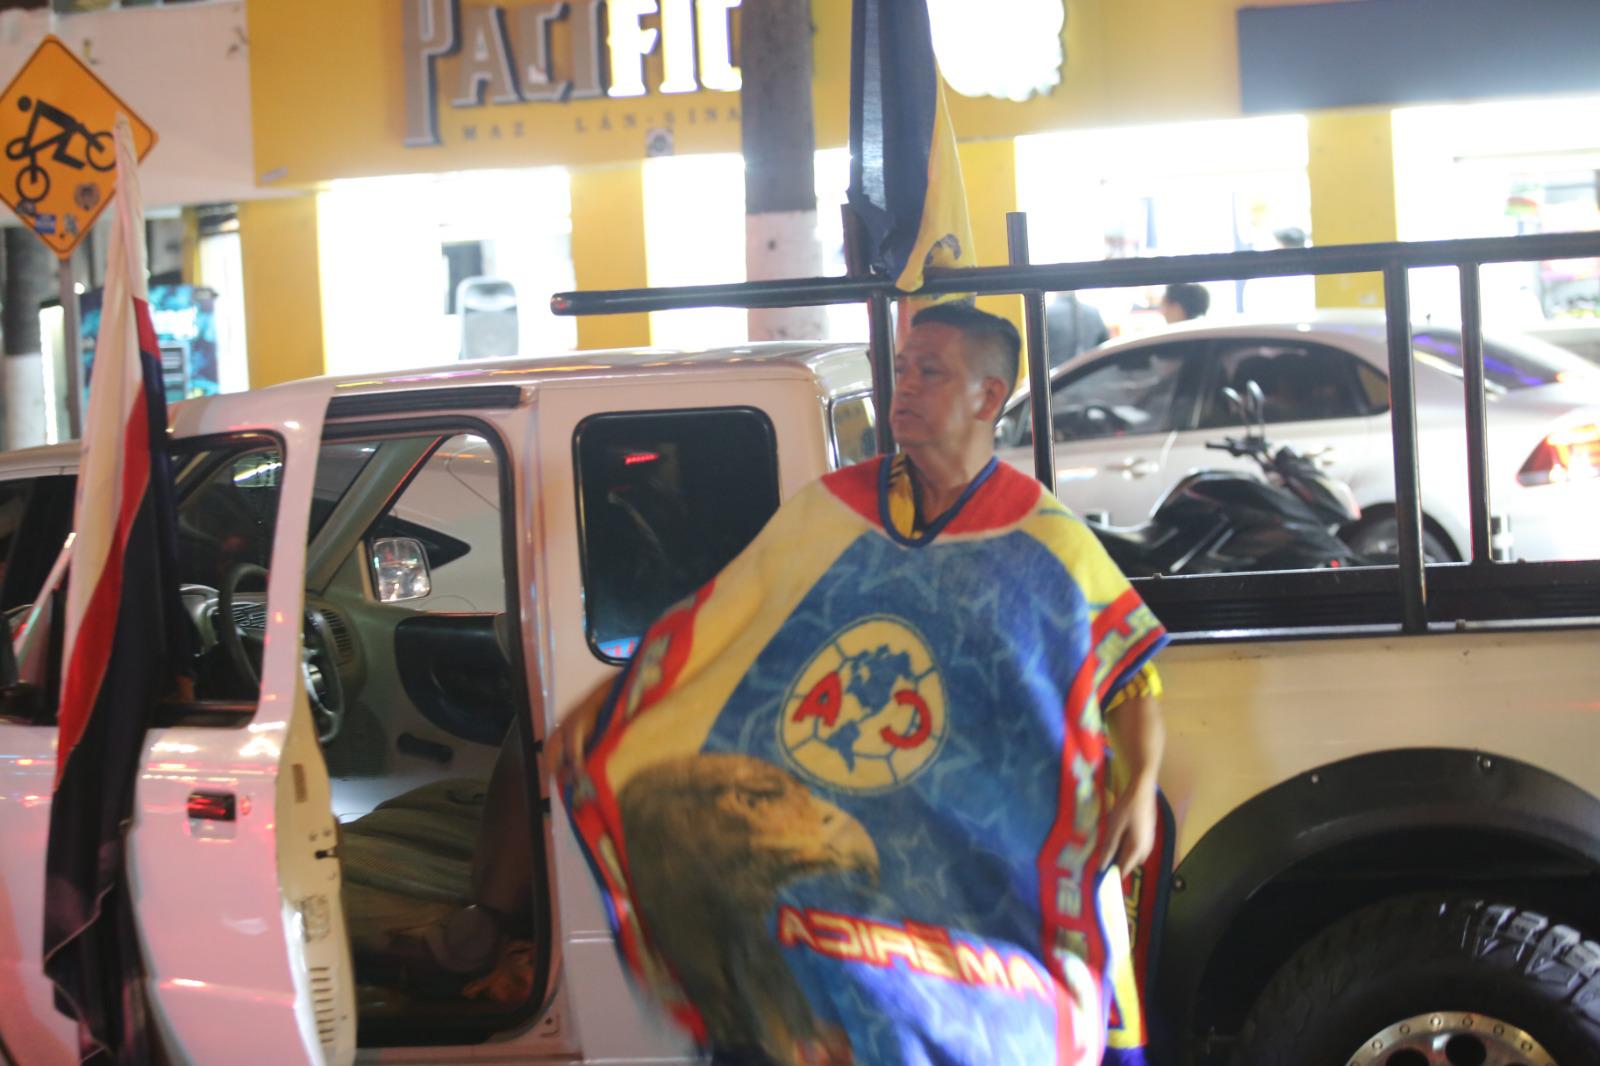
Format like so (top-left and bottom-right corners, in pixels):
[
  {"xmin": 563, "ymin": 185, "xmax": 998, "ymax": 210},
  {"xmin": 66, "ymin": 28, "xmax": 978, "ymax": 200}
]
[{"xmin": 995, "ymin": 310, "xmax": 1600, "ymax": 562}]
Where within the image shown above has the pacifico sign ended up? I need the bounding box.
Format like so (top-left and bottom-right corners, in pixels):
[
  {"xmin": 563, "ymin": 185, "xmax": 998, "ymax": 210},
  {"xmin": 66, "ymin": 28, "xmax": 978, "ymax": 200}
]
[{"xmin": 403, "ymin": 0, "xmax": 743, "ymax": 148}]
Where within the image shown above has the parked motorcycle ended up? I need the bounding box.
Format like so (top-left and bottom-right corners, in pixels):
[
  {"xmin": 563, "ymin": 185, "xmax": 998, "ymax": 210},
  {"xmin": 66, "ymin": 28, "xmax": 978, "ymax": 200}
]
[{"xmin": 1088, "ymin": 383, "xmax": 1366, "ymax": 576}]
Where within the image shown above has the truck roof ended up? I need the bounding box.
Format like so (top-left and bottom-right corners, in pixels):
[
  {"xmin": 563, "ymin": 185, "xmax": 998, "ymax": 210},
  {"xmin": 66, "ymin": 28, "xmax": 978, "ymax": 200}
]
[
  {"xmin": 284, "ymin": 341, "xmax": 869, "ymax": 401},
  {"xmin": 0, "ymin": 344, "xmax": 873, "ymax": 472},
  {"xmin": 171, "ymin": 341, "xmax": 873, "ymax": 442}
]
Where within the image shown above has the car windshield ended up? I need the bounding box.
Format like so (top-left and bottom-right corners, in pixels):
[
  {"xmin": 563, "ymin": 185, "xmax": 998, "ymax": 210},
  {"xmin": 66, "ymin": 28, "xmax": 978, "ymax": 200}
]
[{"xmin": 1411, "ymin": 328, "xmax": 1598, "ymax": 391}]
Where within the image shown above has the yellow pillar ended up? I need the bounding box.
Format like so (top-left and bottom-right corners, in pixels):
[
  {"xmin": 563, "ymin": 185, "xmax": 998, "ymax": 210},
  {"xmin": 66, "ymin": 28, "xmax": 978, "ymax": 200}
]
[
  {"xmin": 238, "ymin": 196, "xmax": 326, "ymax": 388},
  {"xmin": 570, "ymin": 164, "xmax": 651, "ymax": 350},
  {"xmin": 956, "ymin": 138, "xmax": 1026, "ymax": 384},
  {"xmin": 179, "ymin": 206, "xmax": 202, "ymax": 287},
  {"xmin": 1307, "ymin": 109, "xmax": 1399, "ymax": 309}
]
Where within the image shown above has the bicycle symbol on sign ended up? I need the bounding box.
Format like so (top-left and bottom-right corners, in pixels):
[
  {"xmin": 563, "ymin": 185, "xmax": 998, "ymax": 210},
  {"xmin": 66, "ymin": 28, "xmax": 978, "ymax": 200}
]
[{"xmin": 4, "ymin": 95, "xmax": 113, "ymax": 204}]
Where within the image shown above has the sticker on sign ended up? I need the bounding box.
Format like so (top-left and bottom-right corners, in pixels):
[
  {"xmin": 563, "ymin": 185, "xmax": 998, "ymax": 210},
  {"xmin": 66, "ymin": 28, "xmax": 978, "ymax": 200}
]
[{"xmin": 0, "ymin": 36, "xmax": 156, "ymax": 258}]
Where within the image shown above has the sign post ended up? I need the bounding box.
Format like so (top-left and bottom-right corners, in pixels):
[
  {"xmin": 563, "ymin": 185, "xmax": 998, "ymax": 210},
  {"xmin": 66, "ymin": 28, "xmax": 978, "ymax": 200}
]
[
  {"xmin": 0, "ymin": 35, "xmax": 156, "ymax": 440},
  {"xmin": 57, "ymin": 256, "xmax": 81, "ymax": 439}
]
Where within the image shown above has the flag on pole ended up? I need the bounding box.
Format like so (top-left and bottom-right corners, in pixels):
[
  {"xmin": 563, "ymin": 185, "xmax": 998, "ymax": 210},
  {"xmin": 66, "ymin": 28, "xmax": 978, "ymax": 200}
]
[
  {"xmin": 43, "ymin": 114, "xmax": 186, "ymax": 1066},
  {"xmin": 846, "ymin": 0, "xmax": 976, "ymax": 295}
]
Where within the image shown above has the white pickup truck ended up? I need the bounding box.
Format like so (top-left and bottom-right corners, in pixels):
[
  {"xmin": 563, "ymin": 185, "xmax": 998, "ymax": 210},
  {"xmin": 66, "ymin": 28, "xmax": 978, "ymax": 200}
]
[{"xmin": 1, "ymin": 335, "xmax": 1597, "ymax": 1066}]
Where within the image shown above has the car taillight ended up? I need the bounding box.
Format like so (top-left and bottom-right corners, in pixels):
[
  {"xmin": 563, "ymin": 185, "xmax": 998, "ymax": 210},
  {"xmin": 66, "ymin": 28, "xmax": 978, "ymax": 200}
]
[{"xmin": 1518, "ymin": 423, "xmax": 1600, "ymax": 486}]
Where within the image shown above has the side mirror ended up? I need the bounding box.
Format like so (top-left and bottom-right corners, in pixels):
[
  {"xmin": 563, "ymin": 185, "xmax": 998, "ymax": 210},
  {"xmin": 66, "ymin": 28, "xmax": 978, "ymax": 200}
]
[
  {"xmin": 371, "ymin": 536, "xmax": 432, "ymax": 603},
  {"xmin": 1220, "ymin": 385, "xmax": 1245, "ymax": 423},
  {"xmin": 1245, "ymin": 380, "xmax": 1268, "ymax": 439}
]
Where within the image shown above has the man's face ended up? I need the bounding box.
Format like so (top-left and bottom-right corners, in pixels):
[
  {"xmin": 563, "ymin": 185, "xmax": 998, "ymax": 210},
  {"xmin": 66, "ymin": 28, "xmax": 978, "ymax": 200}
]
[{"xmin": 889, "ymin": 322, "xmax": 999, "ymax": 450}]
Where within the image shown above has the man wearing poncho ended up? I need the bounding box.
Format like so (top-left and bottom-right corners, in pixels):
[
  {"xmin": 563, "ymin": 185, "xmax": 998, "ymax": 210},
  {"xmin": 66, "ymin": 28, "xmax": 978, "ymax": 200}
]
[{"xmin": 559, "ymin": 303, "xmax": 1168, "ymax": 1065}]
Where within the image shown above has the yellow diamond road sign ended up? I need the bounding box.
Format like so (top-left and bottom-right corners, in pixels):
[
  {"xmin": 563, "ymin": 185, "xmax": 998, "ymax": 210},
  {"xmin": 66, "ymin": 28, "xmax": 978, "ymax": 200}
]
[{"xmin": 0, "ymin": 36, "xmax": 156, "ymax": 258}]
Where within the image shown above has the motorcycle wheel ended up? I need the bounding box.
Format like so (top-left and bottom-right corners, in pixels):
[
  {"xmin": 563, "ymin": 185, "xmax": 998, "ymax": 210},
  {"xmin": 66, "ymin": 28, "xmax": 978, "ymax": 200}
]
[
  {"xmin": 1345, "ymin": 515, "xmax": 1455, "ymax": 563},
  {"xmin": 1230, "ymin": 896, "xmax": 1600, "ymax": 1066}
]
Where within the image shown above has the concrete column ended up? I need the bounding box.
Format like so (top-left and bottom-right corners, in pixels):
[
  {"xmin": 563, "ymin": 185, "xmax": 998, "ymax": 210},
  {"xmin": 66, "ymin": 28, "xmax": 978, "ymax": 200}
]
[
  {"xmin": 3, "ymin": 228, "xmax": 55, "ymax": 449},
  {"xmin": 570, "ymin": 164, "xmax": 651, "ymax": 350},
  {"xmin": 741, "ymin": 0, "xmax": 825, "ymax": 341},
  {"xmin": 1307, "ymin": 108, "xmax": 1400, "ymax": 309},
  {"xmin": 956, "ymin": 138, "xmax": 1026, "ymax": 384},
  {"xmin": 238, "ymin": 195, "xmax": 327, "ymax": 388}
]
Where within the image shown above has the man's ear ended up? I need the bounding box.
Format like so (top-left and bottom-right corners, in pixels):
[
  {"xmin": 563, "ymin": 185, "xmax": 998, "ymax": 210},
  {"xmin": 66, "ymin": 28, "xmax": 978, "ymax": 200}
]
[{"xmin": 975, "ymin": 375, "xmax": 1009, "ymax": 424}]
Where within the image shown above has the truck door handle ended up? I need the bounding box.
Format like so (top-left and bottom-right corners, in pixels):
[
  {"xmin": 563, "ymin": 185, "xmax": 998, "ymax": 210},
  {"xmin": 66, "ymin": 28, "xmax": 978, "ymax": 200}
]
[{"xmin": 1108, "ymin": 458, "xmax": 1159, "ymax": 478}]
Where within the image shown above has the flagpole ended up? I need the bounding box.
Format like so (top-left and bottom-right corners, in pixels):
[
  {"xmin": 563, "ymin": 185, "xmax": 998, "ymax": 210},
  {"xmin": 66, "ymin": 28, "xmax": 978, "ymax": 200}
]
[{"xmin": 57, "ymin": 255, "xmax": 83, "ymax": 441}]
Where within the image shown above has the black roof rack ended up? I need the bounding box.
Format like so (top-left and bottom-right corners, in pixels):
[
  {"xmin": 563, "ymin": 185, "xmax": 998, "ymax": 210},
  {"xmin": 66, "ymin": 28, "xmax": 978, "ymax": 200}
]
[{"xmin": 553, "ymin": 213, "xmax": 1600, "ymax": 635}]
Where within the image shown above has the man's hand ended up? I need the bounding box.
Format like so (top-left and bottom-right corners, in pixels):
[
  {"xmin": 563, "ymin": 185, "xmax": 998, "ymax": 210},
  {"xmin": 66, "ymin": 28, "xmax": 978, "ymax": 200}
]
[
  {"xmin": 1102, "ymin": 775, "xmax": 1159, "ymax": 873},
  {"xmin": 1101, "ymin": 691, "xmax": 1165, "ymax": 874}
]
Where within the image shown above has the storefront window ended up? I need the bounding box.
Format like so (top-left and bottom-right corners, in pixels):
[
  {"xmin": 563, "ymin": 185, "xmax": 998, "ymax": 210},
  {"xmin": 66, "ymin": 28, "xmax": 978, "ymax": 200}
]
[
  {"xmin": 1016, "ymin": 114, "xmax": 1314, "ymax": 340},
  {"xmin": 642, "ymin": 148, "xmax": 866, "ymax": 350},
  {"xmin": 644, "ymin": 153, "xmax": 749, "ymax": 350},
  {"xmin": 1395, "ymin": 97, "xmax": 1600, "ymax": 361},
  {"xmin": 317, "ymin": 168, "xmax": 577, "ymax": 376}
]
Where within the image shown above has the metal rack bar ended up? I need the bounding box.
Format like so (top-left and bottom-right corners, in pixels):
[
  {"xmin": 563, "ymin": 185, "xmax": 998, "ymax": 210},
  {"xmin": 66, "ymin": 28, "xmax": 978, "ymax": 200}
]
[
  {"xmin": 549, "ymin": 224, "xmax": 1600, "ymax": 633},
  {"xmin": 1382, "ymin": 264, "xmax": 1427, "ymax": 633},
  {"xmin": 551, "ymin": 231, "xmax": 1600, "ymax": 317},
  {"xmin": 1458, "ymin": 265, "xmax": 1494, "ymax": 564},
  {"xmin": 1006, "ymin": 212, "xmax": 1055, "ymax": 491}
]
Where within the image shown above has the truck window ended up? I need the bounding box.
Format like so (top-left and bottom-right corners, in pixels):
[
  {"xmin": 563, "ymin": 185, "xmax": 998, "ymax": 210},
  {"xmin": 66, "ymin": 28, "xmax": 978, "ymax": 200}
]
[
  {"xmin": 365, "ymin": 433, "xmax": 498, "ymax": 612},
  {"xmin": 172, "ymin": 437, "xmax": 285, "ymax": 703},
  {"xmin": 1198, "ymin": 342, "xmax": 1373, "ymax": 427},
  {"xmin": 575, "ymin": 408, "xmax": 781, "ymax": 661},
  {"xmin": 0, "ymin": 476, "xmax": 75, "ymax": 613}
]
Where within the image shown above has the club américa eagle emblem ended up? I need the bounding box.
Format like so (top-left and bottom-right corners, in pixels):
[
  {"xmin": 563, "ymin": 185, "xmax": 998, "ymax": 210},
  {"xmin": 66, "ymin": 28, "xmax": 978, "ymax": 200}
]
[{"xmin": 779, "ymin": 616, "xmax": 947, "ymax": 794}]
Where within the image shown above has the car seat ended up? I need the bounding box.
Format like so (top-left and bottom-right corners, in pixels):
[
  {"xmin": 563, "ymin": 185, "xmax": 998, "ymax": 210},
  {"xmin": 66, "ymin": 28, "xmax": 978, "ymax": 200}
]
[{"xmin": 336, "ymin": 612, "xmax": 539, "ymax": 1009}]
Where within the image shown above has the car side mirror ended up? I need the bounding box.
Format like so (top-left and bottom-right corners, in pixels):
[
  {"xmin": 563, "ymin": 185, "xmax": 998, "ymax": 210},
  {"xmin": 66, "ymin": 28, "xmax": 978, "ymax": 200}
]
[
  {"xmin": 371, "ymin": 536, "xmax": 432, "ymax": 603},
  {"xmin": 1245, "ymin": 380, "xmax": 1268, "ymax": 439},
  {"xmin": 1221, "ymin": 385, "xmax": 1245, "ymax": 422}
]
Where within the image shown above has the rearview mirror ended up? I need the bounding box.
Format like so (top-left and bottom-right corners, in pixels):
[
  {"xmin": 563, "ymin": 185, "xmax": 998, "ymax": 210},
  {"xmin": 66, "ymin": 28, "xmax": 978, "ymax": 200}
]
[{"xmin": 371, "ymin": 536, "xmax": 432, "ymax": 603}]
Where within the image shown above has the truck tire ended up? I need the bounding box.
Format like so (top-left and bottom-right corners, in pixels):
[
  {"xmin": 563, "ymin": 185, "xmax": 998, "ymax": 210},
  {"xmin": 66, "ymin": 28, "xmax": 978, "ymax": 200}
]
[{"xmin": 1229, "ymin": 896, "xmax": 1600, "ymax": 1066}]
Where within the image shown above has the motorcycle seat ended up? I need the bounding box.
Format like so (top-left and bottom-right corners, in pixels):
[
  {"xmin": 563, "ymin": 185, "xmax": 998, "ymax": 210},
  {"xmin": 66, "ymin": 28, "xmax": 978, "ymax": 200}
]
[{"xmin": 1092, "ymin": 522, "xmax": 1178, "ymax": 551}]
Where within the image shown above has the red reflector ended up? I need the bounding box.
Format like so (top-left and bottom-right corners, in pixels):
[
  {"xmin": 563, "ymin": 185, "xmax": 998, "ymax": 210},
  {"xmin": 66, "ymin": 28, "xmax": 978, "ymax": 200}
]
[
  {"xmin": 623, "ymin": 451, "xmax": 660, "ymax": 466},
  {"xmin": 187, "ymin": 791, "xmax": 236, "ymax": 821}
]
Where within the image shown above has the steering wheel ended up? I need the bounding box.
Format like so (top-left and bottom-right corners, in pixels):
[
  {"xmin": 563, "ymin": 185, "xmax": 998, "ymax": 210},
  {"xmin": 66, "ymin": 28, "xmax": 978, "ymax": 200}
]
[
  {"xmin": 1055, "ymin": 404, "xmax": 1131, "ymax": 442},
  {"xmin": 217, "ymin": 561, "xmax": 346, "ymax": 743},
  {"xmin": 1081, "ymin": 404, "xmax": 1131, "ymax": 433}
]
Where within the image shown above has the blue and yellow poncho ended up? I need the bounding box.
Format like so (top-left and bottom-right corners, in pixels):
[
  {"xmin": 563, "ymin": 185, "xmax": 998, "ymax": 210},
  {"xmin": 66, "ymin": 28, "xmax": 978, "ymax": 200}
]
[{"xmin": 564, "ymin": 455, "xmax": 1168, "ymax": 1065}]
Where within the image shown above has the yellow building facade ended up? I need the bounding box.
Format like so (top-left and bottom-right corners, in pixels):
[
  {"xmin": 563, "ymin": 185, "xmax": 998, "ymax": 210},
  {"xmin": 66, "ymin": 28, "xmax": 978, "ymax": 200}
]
[{"xmin": 240, "ymin": 0, "xmax": 1400, "ymax": 382}]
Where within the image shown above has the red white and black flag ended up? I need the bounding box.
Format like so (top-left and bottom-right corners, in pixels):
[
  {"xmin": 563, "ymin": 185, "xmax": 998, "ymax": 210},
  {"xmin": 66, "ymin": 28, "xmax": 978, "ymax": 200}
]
[{"xmin": 42, "ymin": 114, "xmax": 187, "ymax": 1065}]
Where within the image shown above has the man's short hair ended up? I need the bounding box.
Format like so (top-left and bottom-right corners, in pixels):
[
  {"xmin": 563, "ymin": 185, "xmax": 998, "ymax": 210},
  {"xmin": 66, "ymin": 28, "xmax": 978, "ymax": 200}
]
[
  {"xmin": 1163, "ymin": 283, "xmax": 1210, "ymax": 320},
  {"xmin": 910, "ymin": 301, "xmax": 1021, "ymax": 390}
]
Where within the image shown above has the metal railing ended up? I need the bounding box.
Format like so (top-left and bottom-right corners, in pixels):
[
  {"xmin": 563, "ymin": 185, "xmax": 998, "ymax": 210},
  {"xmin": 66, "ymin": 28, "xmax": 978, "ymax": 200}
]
[{"xmin": 552, "ymin": 221, "xmax": 1600, "ymax": 636}]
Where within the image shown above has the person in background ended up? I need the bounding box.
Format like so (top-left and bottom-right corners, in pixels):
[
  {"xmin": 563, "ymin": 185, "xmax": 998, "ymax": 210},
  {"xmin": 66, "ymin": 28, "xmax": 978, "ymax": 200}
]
[
  {"xmin": 1160, "ymin": 282, "xmax": 1211, "ymax": 324},
  {"xmin": 1046, "ymin": 291, "xmax": 1111, "ymax": 368}
]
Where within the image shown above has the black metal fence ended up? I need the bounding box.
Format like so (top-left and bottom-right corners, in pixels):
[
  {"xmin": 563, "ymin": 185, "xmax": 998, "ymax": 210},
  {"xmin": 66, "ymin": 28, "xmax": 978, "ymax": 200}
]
[{"xmin": 552, "ymin": 222, "xmax": 1600, "ymax": 637}]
